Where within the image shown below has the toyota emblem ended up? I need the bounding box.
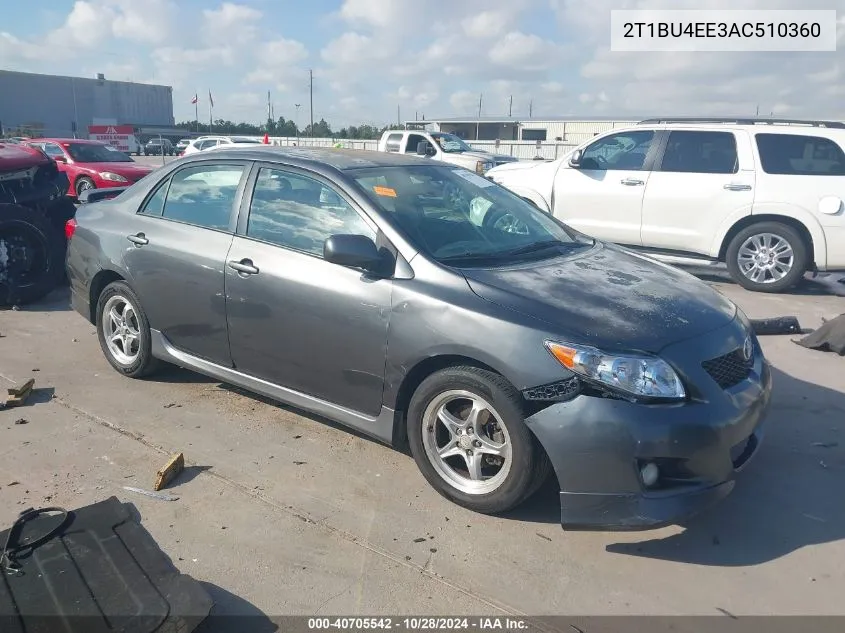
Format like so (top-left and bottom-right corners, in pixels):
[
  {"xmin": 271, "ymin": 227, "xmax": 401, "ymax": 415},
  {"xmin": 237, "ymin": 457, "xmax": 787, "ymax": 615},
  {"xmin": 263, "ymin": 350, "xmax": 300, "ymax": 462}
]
[{"xmin": 742, "ymin": 337, "xmax": 754, "ymax": 361}]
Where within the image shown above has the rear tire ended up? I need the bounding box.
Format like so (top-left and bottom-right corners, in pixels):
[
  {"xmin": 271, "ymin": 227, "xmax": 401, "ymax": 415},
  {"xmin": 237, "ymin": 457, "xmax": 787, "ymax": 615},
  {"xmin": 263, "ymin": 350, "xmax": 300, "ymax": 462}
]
[
  {"xmin": 96, "ymin": 281, "xmax": 160, "ymax": 378},
  {"xmin": 407, "ymin": 366, "xmax": 549, "ymax": 514},
  {"xmin": 725, "ymin": 222, "xmax": 808, "ymax": 293},
  {"xmin": 0, "ymin": 204, "xmax": 66, "ymax": 306}
]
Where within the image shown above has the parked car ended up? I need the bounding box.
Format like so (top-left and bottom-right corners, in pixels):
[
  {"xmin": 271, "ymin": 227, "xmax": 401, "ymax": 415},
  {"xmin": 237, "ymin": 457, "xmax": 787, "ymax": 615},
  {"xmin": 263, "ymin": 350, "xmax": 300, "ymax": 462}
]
[
  {"xmin": 378, "ymin": 129, "xmax": 518, "ymax": 175},
  {"xmin": 175, "ymin": 139, "xmax": 192, "ymax": 155},
  {"xmin": 487, "ymin": 117, "xmax": 845, "ymax": 293},
  {"xmin": 0, "ymin": 140, "xmax": 76, "ymax": 305},
  {"xmin": 26, "ymin": 138, "xmax": 154, "ymax": 198},
  {"xmin": 182, "ymin": 136, "xmax": 263, "ymax": 156},
  {"xmin": 66, "ymin": 147, "xmax": 771, "ymax": 529},
  {"xmin": 144, "ymin": 138, "xmax": 174, "ymax": 156}
]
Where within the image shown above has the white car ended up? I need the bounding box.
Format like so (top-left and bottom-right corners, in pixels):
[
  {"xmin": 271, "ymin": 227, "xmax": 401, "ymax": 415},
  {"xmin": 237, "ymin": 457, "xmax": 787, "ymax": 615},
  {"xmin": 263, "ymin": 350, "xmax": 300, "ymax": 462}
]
[
  {"xmin": 181, "ymin": 136, "xmax": 263, "ymax": 156},
  {"xmin": 486, "ymin": 117, "xmax": 845, "ymax": 293}
]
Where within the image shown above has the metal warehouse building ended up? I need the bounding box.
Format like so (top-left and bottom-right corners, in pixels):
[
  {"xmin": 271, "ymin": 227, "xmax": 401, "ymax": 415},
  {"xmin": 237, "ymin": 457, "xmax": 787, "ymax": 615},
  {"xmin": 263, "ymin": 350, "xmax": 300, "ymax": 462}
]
[
  {"xmin": 406, "ymin": 116, "xmax": 639, "ymax": 146},
  {"xmin": 0, "ymin": 70, "xmax": 174, "ymax": 138}
]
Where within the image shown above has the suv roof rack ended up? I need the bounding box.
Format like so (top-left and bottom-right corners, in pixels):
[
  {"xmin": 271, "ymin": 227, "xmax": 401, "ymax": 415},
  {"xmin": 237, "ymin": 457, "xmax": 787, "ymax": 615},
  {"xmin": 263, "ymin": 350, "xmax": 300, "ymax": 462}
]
[{"xmin": 638, "ymin": 117, "xmax": 845, "ymax": 129}]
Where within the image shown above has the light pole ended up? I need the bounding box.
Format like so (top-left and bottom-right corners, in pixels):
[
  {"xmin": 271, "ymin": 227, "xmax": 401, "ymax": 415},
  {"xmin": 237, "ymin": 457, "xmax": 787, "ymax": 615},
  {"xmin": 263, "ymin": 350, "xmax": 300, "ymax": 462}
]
[{"xmin": 295, "ymin": 103, "xmax": 301, "ymax": 144}]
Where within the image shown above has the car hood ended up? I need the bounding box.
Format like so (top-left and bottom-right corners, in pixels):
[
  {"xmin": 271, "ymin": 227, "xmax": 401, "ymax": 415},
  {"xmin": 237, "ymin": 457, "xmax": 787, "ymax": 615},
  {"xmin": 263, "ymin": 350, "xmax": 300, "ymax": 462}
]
[
  {"xmin": 0, "ymin": 142, "xmax": 51, "ymax": 171},
  {"xmin": 79, "ymin": 162, "xmax": 154, "ymax": 178},
  {"xmin": 459, "ymin": 242, "xmax": 738, "ymax": 353}
]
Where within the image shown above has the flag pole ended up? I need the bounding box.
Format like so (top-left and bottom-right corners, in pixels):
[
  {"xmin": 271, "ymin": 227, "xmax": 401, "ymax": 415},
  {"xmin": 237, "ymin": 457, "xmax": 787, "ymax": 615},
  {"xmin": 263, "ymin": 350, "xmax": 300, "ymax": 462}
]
[
  {"xmin": 194, "ymin": 93, "xmax": 198, "ymax": 133},
  {"xmin": 208, "ymin": 90, "xmax": 212, "ymax": 133}
]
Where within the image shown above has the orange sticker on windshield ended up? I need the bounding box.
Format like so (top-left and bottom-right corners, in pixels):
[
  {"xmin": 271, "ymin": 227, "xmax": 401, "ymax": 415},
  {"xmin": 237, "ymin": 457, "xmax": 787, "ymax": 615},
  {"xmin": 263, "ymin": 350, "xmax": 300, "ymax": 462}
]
[{"xmin": 373, "ymin": 185, "xmax": 397, "ymax": 197}]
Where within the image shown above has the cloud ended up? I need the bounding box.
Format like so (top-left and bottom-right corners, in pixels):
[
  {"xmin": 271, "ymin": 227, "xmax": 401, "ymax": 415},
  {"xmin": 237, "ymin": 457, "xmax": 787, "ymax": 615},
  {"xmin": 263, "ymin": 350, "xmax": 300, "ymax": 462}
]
[
  {"xmin": 202, "ymin": 2, "xmax": 262, "ymax": 44},
  {"xmin": 462, "ymin": 10, "xmax": 511, "ymax": 38}
]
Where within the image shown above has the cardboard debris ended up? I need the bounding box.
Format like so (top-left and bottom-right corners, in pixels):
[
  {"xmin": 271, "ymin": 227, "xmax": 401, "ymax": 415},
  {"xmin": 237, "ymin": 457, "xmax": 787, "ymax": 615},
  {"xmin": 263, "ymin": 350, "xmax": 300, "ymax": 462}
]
[
  {"xmin": 4, "ymin": 378, "xmax": 35, "ymax": 408},
  {"xmin": 154, "ymin": 452, "xmax": 185, "ymax": 491}
]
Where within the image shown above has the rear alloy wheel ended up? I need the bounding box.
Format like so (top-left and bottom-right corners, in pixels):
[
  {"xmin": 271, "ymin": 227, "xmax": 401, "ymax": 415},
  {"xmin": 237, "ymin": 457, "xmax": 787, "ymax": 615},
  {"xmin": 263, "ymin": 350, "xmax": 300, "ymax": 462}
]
[
  {"xmin": 75, "ymin": 177, "xmax": 95, "ymax": 198},
  {"xmin": 726, "ymin": 222, "xmax": 808, "ymax": 293},
  {"xmin": 96, "ymin": 281, "xmax": 159, "ymax": 378},
  {"xmin": 407, "ymin": 367, "xmax": 550, "ymax": 514}
]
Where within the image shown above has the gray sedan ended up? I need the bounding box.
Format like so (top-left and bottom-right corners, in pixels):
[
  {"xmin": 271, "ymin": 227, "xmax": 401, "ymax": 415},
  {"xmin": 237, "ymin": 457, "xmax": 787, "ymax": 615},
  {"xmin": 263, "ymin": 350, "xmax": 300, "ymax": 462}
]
[{"xmin": 65, "ymin": 147, "xmax": 771, "ymax": 529}]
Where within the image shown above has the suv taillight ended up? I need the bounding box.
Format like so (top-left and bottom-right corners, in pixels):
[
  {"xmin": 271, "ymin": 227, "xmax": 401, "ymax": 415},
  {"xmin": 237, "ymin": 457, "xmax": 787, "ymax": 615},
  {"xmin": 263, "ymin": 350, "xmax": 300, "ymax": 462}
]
[{"xmin": 65, "ymin": 218, "xmax": 77, "ymax": 239}]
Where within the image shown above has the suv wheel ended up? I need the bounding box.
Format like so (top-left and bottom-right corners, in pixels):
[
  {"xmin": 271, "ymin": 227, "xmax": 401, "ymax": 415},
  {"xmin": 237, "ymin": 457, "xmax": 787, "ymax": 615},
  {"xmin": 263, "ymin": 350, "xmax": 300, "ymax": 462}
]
[
  {"xmin": 725, "ymin": 222, "xmax": 808, "ymax": 293},
  {"xmin": 96, "ymin": 281, "xmax": 160, "ymax": 378},
  {"xmin": 407, "ymin": 366, "xmax": 550, "ymax": 514}
]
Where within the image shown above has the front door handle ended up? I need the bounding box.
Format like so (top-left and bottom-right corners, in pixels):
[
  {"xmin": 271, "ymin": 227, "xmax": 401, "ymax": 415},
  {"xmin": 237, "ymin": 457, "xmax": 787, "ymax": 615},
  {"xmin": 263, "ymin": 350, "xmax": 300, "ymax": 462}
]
[
  {"xmin": 127, "ymin": 233, "xmax": 148, "ymax": 246},
  {"xmin": 724, "ymin": 183, "xmax": 752, "ymax": 191},
  {"xmin": 228, "ymin": 259, "xmax": 259, "ymax": 275},
  {"xmin": 620, "ymin": 178, "xmax": 644, "ymax": 186}
]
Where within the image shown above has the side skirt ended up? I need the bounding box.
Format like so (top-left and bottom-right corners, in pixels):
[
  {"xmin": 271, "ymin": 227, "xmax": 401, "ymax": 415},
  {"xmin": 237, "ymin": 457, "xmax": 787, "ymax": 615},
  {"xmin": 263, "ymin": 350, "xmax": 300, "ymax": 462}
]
[{"xmin": 150, "ymin": 329, "xmax": 397, "ymax": 446}]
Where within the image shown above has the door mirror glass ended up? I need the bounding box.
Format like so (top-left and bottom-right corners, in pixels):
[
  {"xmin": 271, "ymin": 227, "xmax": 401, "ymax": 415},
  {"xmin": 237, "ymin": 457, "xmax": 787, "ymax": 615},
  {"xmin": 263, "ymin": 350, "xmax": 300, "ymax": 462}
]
[
  {"xmin": 324, "ymin": 234, "xmax": 383, "ymax": 272},
  {"xmin": 568, "ymin": 149, "xmax": 583, "ymax": 168},
  {"xmin": 416, "ymin": 140, "xmax": 431, "ymax": 156}
]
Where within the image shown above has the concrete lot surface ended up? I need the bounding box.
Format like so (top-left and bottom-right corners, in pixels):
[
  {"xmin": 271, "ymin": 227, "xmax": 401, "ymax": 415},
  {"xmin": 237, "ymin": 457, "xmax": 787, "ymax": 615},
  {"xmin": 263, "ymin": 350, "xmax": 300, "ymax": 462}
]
[{"xmin": 1, "ymin": 274, "xmax": 844, "ymax": 624}]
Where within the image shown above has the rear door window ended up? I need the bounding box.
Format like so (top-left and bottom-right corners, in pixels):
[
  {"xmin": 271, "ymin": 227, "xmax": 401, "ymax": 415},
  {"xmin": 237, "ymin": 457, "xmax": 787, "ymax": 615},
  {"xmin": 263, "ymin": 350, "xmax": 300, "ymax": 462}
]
[
  {"xmin": 755, "ymin": 133, "xmax": 845, "ymax": 175},
  {"xmin": 658, "ymin": 131, "xmax": 738, "ymax": 174},
  {"xmin": 148, "ymin": 164, "xmax": 246, "ymax": 230}
]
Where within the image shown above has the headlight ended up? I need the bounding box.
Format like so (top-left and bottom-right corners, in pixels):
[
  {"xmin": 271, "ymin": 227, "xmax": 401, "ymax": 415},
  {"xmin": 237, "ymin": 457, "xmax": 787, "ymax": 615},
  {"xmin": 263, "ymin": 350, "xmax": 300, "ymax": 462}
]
[
  {"xmin": 100, "ymin": 172, "xmax": 128, "ymax": 182},
  {"xmin": 545, "ymin": 341, "xmax": 686, "ymax": 400}
]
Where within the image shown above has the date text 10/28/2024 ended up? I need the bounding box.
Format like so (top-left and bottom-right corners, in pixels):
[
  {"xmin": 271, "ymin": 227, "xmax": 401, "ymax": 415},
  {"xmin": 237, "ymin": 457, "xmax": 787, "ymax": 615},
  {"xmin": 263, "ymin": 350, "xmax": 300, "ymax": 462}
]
[{"xmin": 308, "ymin": 618, "xmax": 529, "ymax": 631}]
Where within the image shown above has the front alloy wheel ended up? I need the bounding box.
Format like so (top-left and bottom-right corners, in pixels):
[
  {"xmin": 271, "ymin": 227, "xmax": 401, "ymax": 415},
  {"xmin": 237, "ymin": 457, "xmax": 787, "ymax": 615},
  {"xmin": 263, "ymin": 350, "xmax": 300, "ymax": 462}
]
[
  {"xmin": 737, "ymin": 233, "xmax": 794, "ymax": 285},
  {"xmin": 407, "ymin": 366, "xmax": 551, "ymax": 514},
  {"xmin": 422, "ymin": 390, "xmax": 512, "ymax": 495}
]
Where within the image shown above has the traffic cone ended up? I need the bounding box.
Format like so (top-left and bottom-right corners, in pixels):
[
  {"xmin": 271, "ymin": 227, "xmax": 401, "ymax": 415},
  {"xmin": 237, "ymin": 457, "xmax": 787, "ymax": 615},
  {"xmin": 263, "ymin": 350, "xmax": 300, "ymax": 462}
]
[{"xmin": 262, "ymin": 133, "xmax": 269, "ymax": 144}]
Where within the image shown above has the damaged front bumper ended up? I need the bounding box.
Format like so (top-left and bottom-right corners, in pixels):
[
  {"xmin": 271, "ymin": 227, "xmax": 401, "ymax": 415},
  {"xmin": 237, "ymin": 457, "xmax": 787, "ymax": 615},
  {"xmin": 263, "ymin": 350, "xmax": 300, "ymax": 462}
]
[{"xmin": 524, "ymin": 318, "xmax": 772, "ymax": 531}]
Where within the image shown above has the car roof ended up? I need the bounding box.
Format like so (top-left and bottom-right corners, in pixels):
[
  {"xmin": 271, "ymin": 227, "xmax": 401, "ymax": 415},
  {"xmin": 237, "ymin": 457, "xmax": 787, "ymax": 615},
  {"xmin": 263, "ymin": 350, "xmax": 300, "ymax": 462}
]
[
  {"xmin": 186, "ymin": 146, "xmax": 435, "ymax": 171},
  {"xmin": 35, "ymin": 138, "xmax": 105, "ymax": 144}
]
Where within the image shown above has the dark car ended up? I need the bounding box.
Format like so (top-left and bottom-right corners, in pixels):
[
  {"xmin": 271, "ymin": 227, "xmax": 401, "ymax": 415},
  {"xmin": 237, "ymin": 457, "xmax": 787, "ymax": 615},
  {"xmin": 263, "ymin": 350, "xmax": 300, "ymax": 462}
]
[
  {"xmin": 64, "ymin": 147, "xmax": 772, "ymax": 530},
  {"xmin": 144, "ymin": 138, "xmax": 174, "ymax": 156}
]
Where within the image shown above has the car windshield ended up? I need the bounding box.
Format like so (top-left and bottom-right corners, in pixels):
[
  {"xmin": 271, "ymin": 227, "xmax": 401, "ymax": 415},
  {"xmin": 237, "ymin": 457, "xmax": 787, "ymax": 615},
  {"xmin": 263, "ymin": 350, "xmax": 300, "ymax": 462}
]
[
  {"xmin": 65, "ymin": 143, "xmax": 133, "ymax": 163},
  {"xmin": 431, "ymin": 133, "xmax": 473, "ymax": 154},
  {"xmin": 351, "ymin": 165, "xmax": 591, "ymax": 266}
]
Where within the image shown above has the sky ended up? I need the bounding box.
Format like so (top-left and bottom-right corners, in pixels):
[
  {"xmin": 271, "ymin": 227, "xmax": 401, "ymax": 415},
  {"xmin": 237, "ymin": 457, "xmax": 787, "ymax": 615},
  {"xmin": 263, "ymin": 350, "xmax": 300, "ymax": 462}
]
[{"xmin": 2, "ymin": 0, "xmax": 845, "ymax": 128}]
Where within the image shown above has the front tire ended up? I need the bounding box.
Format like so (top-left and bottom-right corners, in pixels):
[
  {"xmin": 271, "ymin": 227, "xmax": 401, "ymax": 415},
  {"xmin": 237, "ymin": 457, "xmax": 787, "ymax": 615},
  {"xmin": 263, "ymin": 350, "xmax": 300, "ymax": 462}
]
[
  {"xmin": 75, "ymin": 177, "xmax": 95, "ymax": 198},
  {"xmin": 725, "ymin": 222, "xmax": 808, "ymax": 293},
  {"xmin": 407, "ymin": 366, "xmax": 549, "ymax": 514},
  {"xmin": 96, "ymin": 281, "xmax": 160, "ymax": 378}
]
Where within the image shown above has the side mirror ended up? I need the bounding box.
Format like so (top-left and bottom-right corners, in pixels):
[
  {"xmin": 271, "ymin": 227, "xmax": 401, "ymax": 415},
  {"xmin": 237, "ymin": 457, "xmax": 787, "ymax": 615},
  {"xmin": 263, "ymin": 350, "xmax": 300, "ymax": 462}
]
[
  {"xmin": 53, "ymin": 155, "xmax": 67, "ymax": 163},
  {"xmin": 324, "ymin": 234, "xmax": 384, "ymax": 273},
  {"xmin": 568, "ymin": 149, "xmax": 583, "ymax": 168},
  {"xmin": 417, "ymin": 140, "xmax": 434, "ymax": 156}
]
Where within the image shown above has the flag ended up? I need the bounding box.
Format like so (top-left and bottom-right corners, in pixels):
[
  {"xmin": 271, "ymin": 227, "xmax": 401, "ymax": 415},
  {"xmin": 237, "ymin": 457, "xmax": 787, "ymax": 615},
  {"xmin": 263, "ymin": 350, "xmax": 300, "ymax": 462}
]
[
  {"xmin": 191, "ymin": 94, "xmax": 197, "ymax": 104},
  {"xmin": 208, "ymin": 90, "xmax": 214, "ymax": 108}
]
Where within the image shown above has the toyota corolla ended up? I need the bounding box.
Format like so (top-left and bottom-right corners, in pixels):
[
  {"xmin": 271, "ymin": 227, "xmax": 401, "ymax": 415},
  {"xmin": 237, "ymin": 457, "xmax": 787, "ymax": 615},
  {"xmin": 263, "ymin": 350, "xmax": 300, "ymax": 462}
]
[{"xmin": 65, "ymin": 147, "xmax": 772, "ymax": 530}]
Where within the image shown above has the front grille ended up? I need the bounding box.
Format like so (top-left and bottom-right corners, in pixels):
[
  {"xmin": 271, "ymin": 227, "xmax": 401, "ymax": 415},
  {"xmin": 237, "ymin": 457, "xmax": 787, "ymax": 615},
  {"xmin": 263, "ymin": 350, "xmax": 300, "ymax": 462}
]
[
  {"xmin": 523, "ymin": 377, "xmax": 580, "ymax": 401},
  {"xmin": 702, "ymin": 348, "xmax": 752, "ymax": 389}
]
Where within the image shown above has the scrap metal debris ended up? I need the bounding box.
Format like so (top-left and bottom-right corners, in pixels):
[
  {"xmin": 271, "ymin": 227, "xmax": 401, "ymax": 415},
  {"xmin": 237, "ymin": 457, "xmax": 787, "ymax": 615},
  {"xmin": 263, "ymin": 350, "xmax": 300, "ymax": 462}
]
[
  {"xmin": 154, "ymin": 452, "xmax": 185, "ymax": 491},
  {"xmin": 794, "ymin": 313, "xmax": 845, "ymax": 355},
  {"xmin": 3, "ymin": 378, "xmax": 34, "ymax": 408},
  {"xmin": 123, "ymin": 486, "xmax": 180, "ymax": 501},
  {"xmin": 750, "ymin": 316, "xmax": 802, "ymax": 335},
  {"xmin": 14, "ymin": 418, "xmax": 27, "ymax": 425}
]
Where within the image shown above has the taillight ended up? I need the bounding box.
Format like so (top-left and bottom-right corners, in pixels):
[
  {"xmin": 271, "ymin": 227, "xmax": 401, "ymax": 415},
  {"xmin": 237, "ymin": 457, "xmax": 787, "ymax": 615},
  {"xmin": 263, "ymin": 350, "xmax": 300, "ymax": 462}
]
[{"xmin": 65, "ymin": 218, "xmax": 77, "ymax": 239}]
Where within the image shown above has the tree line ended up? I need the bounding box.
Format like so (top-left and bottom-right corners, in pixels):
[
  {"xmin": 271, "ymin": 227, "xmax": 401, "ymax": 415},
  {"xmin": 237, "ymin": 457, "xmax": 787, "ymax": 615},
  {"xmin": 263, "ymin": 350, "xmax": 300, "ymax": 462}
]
[{"xmin": 177, "ymin": 117, "xmax": 405, "ymax": 139}]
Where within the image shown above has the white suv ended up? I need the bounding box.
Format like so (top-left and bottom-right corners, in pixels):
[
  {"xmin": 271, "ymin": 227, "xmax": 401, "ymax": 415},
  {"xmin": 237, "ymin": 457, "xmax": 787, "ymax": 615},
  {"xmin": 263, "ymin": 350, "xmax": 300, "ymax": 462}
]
[
  {"xmin": 182, "ymin": 136, "xmax": 262, "ymax": 156},
  {"xmin": 487, "ymin": 118, "xmax": 845, "ymax": 293}
]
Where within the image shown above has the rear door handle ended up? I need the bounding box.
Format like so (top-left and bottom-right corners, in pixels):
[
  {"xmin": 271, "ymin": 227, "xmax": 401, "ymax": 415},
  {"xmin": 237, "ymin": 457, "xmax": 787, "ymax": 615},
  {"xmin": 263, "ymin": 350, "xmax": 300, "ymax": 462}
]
[
  {"xmin": 620, "ymin": 178, "xmax": 644, "ymax": 186},
  {"xmin": 127, "ymin": 233, "xmax": 148, "ymax": 246},
  {"xmin": 228, "ymin": 259, "xmax": 259, "ymax": 275},
  {"xmin": 724, "ymin": 183, "xmax": 752, "ymax": 191}
]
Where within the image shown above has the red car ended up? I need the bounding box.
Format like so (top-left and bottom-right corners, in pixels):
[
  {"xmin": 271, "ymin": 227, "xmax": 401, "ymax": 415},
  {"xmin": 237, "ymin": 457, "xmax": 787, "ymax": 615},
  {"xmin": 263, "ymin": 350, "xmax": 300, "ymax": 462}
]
[{"xmin": 26, "ymin": 138, "xmax": 154, "ymax": 198}]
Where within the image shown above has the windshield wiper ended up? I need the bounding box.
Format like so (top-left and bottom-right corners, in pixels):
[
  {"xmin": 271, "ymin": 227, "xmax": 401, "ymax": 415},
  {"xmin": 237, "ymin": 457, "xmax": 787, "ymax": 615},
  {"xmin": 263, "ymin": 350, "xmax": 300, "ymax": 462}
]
[{"xmin": 499, "ymin": 239, "xmax": 566, "ymax": 257}]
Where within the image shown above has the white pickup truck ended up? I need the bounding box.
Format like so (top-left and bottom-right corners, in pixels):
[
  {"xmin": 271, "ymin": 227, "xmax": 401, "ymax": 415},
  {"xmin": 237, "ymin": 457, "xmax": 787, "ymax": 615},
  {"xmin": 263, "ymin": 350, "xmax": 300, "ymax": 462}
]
[{"xmin": 377, "ymin": 130, "xmax": 518, "ymax": 174}]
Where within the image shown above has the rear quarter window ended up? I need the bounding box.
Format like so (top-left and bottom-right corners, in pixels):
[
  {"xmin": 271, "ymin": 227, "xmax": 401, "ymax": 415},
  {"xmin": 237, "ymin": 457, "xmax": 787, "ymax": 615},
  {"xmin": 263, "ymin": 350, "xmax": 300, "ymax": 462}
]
[
  {"xmin": 755, "ymin": 133, "xmax": 845, "ymax": 175},
  {"xmin": 384, "ymin": 134, "xmax": 403, "ymax": 153}
]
